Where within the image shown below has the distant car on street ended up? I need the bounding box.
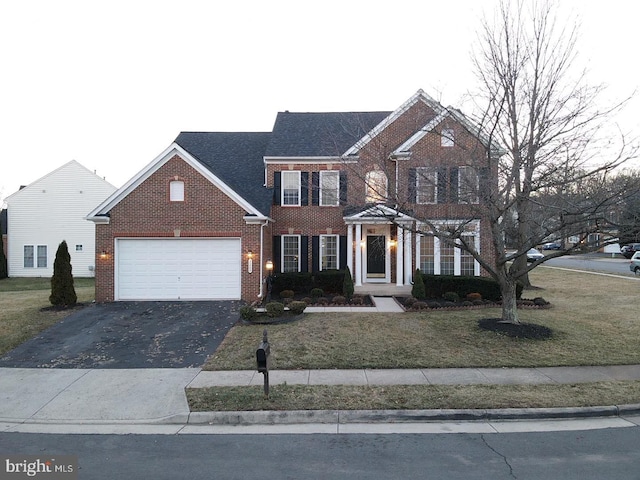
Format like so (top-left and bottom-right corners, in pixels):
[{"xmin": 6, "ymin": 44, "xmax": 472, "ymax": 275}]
[
  {"xmin": 621, "ymin": 243, "xmax": 640, "ymax": 259},
  {"xmin": 527, "ymin": 248, "xmax": 544, "ymax": 262},
  {"xmin": 542, "ymin": 242, "xmax": 562, "ymax": 250},
  {"xmin": 630, "ymin": 251, "xmax": 640, "ymax": 276}
]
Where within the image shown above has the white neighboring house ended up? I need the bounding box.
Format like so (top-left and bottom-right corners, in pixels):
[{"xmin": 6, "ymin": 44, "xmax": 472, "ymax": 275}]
[{"xmin": 5, "ymin": 160, "xmax": 116, "ymax": 277}]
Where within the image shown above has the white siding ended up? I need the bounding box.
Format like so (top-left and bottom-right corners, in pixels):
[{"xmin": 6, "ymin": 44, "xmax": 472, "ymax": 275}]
[{"xmin": 5, "ymin": 161, "xmax": 116, "ymax": 277}]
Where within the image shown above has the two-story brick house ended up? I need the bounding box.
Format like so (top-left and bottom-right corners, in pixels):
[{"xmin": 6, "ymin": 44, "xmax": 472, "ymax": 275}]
[{"xmin": 88, "ymin": 90, "xmax": 496, "ymax": 302}]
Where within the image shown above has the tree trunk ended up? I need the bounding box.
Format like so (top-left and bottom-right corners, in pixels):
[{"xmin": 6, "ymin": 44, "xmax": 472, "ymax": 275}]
[{"xmin": 499, "ymin": 277, "xmax": 520, "ymax": 325}]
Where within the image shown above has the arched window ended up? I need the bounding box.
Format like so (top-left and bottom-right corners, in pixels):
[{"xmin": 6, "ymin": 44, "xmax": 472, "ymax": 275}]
[{"xmin": 365, "ymin": 170, "xmax": 387, "ymax": 204}]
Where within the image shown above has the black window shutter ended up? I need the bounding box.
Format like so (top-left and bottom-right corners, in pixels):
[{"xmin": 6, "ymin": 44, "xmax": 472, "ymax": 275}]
[
  {"xmin": 312, "ymin": 236, "xmax": 320, "ymax": 273},
  {"xmin": 408, "ymin": 168, "xmax": 417, "ymax": 203},
  {"xmin": 301, "ymin": 172, "xmax": 309, "ymax": 206},
  {"xmin": 311, "ymin": 172, "xmax": 320, "ymax": 206},
  {"xmin": 449, "ymin": 167, "xmax": 459, "ymax": 203},
  {"xmin": 300, "ymin": 236, "xmax": 309, "ymax": 272},
  {"xmin": 339, "ymin": 171, "xmax": 348, "ymax": 204},
  {"xmin": 437, "ymin": 167, "xmax": 447, "ymax": 204},
  {"xmin": 273, "ymin": 172, "xmax": 281, "ymax": 205},
  {"xmin": 339, "ymin": 235, "xmax": 347, "ymax": 269},
  {"xmin": 273, "ymin": 235, "xmax": 281, "ymax": 273}
]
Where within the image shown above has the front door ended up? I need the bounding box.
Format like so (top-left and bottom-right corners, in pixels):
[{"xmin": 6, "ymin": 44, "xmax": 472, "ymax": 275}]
[{"xmin": 366, "ymin": 235, "xmax": 386, "ymax": 278}]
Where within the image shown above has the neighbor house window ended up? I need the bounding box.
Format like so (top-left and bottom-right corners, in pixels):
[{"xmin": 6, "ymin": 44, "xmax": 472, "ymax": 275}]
[
  {"xmin": 365, "ymin": 170, "xmax": 387, "ymax": 204},
  {"xmin": 170, "ymin": 180, "xmax": 184, "ymax": 202},
  {"xmin": 24, "ymin": 245, "xmax": 34, "ymax": 268},
  {"xmin": 76, "ymin": 245, "xmax": 83, "ymax": 252},
  {"xmin": 320, "ymin": 171, "xmax": 339, "ymax": 206},
  {"xmin": 37, "ymin": 245, "xmax": 47, "ymax": 268},
  {"xmin": 320, "ymin": 235, "xmax": 338, "ymax": 270},
  {"xmin": 416, "ymin": 167, "xmax": 437, "ymax": 204},
  {"xmin": 282, "ymin": 235, "xmax": 300, "ymax": 272},
  {"xmin": 458, "ymin": 166, "xmax": 479, "ymax": 204},
  {"xmin": 281, "ymin": 171, "xmax": 301, "ymax": 206},
  {"xmin": 441, "ymin": 129, "xmax": 454, "ymax": 147}
]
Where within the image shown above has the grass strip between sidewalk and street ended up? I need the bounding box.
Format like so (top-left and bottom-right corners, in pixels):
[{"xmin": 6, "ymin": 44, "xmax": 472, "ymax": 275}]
[{"xmin": 187, "ymin": 381, "xmax": 640, "ymax": 412}]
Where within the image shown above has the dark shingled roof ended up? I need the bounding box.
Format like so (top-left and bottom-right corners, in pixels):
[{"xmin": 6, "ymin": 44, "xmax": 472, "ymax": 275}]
[
  {"xmin": 265, "ymin": 111, "xmax": 390, "ymax": 157},
  {"xmin": 175, "ymin": 132, "xmax": 273, "ymax": 216}
]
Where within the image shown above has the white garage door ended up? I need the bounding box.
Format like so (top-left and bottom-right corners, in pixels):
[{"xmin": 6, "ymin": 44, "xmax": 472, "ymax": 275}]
[{"xmin": 116, "ymin": 238, "xmax": 241, "ymax": 300}]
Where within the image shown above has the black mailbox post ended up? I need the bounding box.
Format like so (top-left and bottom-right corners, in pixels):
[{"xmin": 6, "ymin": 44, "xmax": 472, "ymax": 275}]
[{"xmin": 256, "ymin": 329, "xmax": 270, "ymax": 398}]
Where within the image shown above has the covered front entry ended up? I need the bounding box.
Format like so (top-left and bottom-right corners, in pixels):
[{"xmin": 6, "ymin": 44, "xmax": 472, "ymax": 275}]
[{"xmin": 344, "ymin": 205, "xmax": 414, "ymax": 287}]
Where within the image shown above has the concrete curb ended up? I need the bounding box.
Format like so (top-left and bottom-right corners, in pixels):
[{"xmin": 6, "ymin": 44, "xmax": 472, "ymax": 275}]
[{"xmin": 186, "ymin": 403, "xmax": 640, "ymax": 425}]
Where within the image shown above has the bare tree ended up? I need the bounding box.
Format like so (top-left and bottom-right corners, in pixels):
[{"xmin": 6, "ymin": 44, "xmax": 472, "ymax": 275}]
[{"xmin": 464, "ymin": 0, "xmax": 637, "ymax": 324}]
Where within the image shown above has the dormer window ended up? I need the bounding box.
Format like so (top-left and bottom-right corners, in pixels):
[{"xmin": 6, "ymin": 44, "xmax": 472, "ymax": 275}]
[
  {"xmin": 170, "ymin": 180, "xmax": 184, "ymax": 202},
  {"xmin": 441, "ymin": 129, "xmax": 454, "ymax": 147}
]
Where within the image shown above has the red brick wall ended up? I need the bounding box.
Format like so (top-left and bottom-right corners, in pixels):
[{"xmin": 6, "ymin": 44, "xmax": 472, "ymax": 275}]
[{"xmin": 95, "ymin": 154, "xmax": 266, "ymax": 302}]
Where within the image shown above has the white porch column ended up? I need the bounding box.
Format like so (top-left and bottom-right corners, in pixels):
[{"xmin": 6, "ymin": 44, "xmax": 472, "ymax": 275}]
[
  {"xmin": 355, "ymin": 224, "xmax": 362, "ymax": 286},
  {"xmin": 346, "ymin": 224, "xmax": 353, "ymax": 278},
  {"xmin": 404, "ymin": 228, "xmax": 412, "ymax": 285},
  {"xmin": 396, "ymin": 226, "xmax": 404, "ymax": 286}
]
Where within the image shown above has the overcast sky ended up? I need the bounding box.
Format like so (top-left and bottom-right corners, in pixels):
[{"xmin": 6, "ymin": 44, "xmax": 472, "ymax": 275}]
[{"xmin": 1, "ymin": 0, "xmax": 638, "ymax": 202}]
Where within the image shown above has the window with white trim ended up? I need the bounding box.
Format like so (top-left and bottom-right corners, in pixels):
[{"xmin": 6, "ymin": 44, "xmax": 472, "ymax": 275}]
[
  {"xmin": 458, "ymin": 166, "xmax": 479, "ymax": 204},
  {"xmin": 416, "ymin": 167, "xmax": 437, "ymax": 204},
  {"xmin": 460, "ymin": 236, "xmax": 476, "ymax": 276},
  {"xmin": 24, "ymin": 245, "xmax": 34, "ymax": 268},
  {"xmin": 440, "ymin": 239, "xmax": 455, "ymax": 275},
  {"xmin": 419, "ymin": 235, "xmax": 435, "ymax": 274},
  {"xmin": 282, "ymin": 235, "xmax": 300, "ymax": 272},
  {"xmin": 441, "ymin": 129, "xmax": 454, "ymax": 147},
  {"xmin": 24, "ymin": 245, "xmax": 47, "ymax": 268},
  {"xmin": 365, "ymin": 170, "xmax": 387, "ymax": 204},
  {"xmin": 320, "ymin": 235, "xmax": 338, "ymax": 270},
  {"xmin": 281, "ymin": 171, "xmax": 301, "ymax": 206},
  {"xmin": 320, "ymin": 171, "xmax": 339, "ymax": 206},
  {"xmin": 170, "ymin": 180, "xmax": 184, "ymax": 202}
]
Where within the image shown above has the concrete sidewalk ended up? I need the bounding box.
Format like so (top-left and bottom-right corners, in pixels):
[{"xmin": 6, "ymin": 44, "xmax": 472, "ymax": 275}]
[{"xmin": 1, "ymin": 365, "xmax": 639, "ymax": 431}]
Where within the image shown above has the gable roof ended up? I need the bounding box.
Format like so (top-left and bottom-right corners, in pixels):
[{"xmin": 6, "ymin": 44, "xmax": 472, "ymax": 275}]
[
  {"xmin": 175, "ymin": 132, "xmax": 273, "ymax": 215},
  {"xmin": 265, "ymin": 111, "xmax": 389, "ymax": 158},
  {"xmin": 4, "ymin": 160, "xmax": 115, "ymax": 202}
]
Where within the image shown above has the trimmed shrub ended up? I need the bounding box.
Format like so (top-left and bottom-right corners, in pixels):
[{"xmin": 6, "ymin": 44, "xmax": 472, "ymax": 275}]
[
  {"xmin": 420, "ymin": 274, "xmax": 523, "ymax": 301},
  {"xmin": 302, "ymin": 297, "xmax": 312, "ymax": 304},
  {"xmin": 310, "ymin": 288, "xmax": 324, "ymax": 298},
  {"xmin": 466, "ymin": 292, "xmax": 482, "ymax": 301},
  {"xmin": 271, "ymin": 272, "xmax": 313, "ymax": 295},
  {"xmin": 239, "ymin": 305, "xmax": 258, "ymax": 321},
  {"xmin": 279, "ymin": 289, "xmax": 295, "ymax": 299},
  {"xmin": 288, "ymin": 301, "xmax": 307, "ymax": 314},
  {"xmin": 313, "ymin": 270, "xmax": 344, "ymax": 294},
  {"xmin": 428, "ymin": 301, "xmax": 441, "ymax": 308},
  {"xmin": 265, "ymin": 302, "xmax": 285, "ymax": 318},
  {"xmin": 342, "ymin": 267, "xmax": 354, "ymax": 300},
  {"xmin": 315, "ymin": 297, "xmax": 328, "ymax": 305},
  {"xmin": 413, "ymin": 301, "xmax": 428, "ymax": 310},
  {"xmin": 50, "ymin": 240, "xmax": 77, "ymax": 306},
  {"xmin": 442, "ymin": 291, "xmax": 460, "ymax": 303},
  {"xmin": 411, "ymin": 268, "xmax": 426, "ymax": 300},
  {"xmin": 403, "ymin": 296, "xmax": 417, "ymax": 307},
  {"xmin": 332, "ymin": 295, "xmax": 346, "ymax": 305},
  {"xmin": 533, "ymin": 297, "xmax": 549, "ymax": 306}
]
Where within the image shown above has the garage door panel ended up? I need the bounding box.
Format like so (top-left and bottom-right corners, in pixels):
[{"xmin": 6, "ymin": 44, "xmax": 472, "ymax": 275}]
[{"xmin": 116, "ymin": 239, "xmax": 241, "ymax": 300}]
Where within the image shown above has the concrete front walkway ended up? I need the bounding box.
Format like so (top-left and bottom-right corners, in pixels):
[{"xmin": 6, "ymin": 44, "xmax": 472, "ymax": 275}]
[{"xmin": 305, "ymin": 296, "xmax": 405, "ymax": 313}]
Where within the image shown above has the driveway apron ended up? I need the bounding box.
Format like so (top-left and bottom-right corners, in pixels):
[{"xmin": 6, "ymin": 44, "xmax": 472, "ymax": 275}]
[{"xmin": 0, "ymin": 301, "xmax": 242, "ymax": 369}]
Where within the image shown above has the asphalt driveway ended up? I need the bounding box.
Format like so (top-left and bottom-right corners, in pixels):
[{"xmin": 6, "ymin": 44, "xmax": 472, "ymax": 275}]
[{"xmin": 0, "ymin": 301, "xmax": 242, "ymax": 369}]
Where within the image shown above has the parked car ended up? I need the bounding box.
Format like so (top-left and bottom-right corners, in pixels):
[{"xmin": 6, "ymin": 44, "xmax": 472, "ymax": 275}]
[
  {"xmin": 542, "ymin": 242, "xmax": 562, "ymax": 250},
  {"xmin": 621, "ymin": 243, "xmax": 640, "ymax": 259},
  {"xmin": 630, "ymin": 252, "xmax": 640, "ymax": 276},
  {"xmin": 527, "ymin": 248, "xmax": 544, "ymax": 262}
]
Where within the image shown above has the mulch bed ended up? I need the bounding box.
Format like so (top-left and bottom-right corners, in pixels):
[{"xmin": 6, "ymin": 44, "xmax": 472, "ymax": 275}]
[{"xmin": 477, "ymin": 318, "xmax": 553, "ymax": 340}]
